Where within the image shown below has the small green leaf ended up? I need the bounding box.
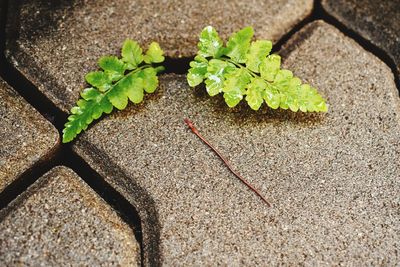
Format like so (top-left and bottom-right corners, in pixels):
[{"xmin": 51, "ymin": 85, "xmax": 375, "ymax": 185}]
[
  {"xmin": 273, "ymin": 69, "xmax": 293, "ymax": 87},
  {"xmin": 297, "ymin": 84, "xmax": 328, "ymax": 112},
  {"xmin": 299, "ymin": 84, "xmax": 313, "ymax": 112},
  {"xmin": 263, "ymin": 83, "xmax": 280, "ymax": 109},
  {"xmin": 245, "ymin": 40, "xmax": 272, "ymax": 73},
  {"xmin": 260, "ymin": 54, "xmax": 281, "ymax": 82},
  {"xmin": 85, "ymin": 71, "xmax": 111, "ymax": 92},
  {"xmin": 270, "ymin": 69, "xmax": 293, "ymax": 110},
  {"xmin": 124, "ymin": 74, "xmax": 144, "ymax": 104},
  {"xmin": 187, "ymin": 56, "xmax": 208, "ymax": 87},
  {"xmin": 223, "ymin": 93, "xmax": 241, "ymax": 108},
  {"xmin": 144, "ymin": 42, "xmax": 165, "ymax": 64},
  {"xmin": 122, "ymin": 39, "xmax": 143, "ymax": 69},
  {"xmin": 198, "ymin": 26, "xmax": 224, "ymax": 58},
  {"xmin": 187, "ymin": 67, "xmax": 206, "ymax": 87},
  {"xmin": 81, "ymin": 88, "xmax": 101, "ymax": 101},
  {"xmin": 139, "ymin": 67, "xmax": 158, "ymax": 93},
  {"xmin": 98, "ymin": 56, "xmax": 125, "ymax": 73},
  {"xmin": 63, "ymin": 124, "xmax": 77, "ymax": 143},
  {"xmin": 278, "ymin": 77, "xmax": 301, "ymax": 111},
  {"xmin": 205, "ymin": 59, "xmax": 235, "ymax": 96},
  {"xmin": 316, "ymin": 99, "xmax": 328, "ymax": 112},
  {"xmin": 223, "ymin": 68, "xmax": 251, "ymax": 107},
  {"xmin": 225, "ymin": 26, "xmax": 254, "ymax": 63},
  {"xmin": 193, "ymin": 55, "xmax": 208, "ymax": 63},
  {"xmin": 245, "ymin": 77, "xmax": 266, "ymax": 110},
  {"xmin": 107, "ymin": 82, "xmax": 129, "ymax": 110},
  {"xmin": 98, "ymin": 56, "xmax": 126, "ymax": 81}
]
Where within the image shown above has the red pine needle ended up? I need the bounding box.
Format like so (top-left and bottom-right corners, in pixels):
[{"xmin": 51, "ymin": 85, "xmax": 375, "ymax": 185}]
[{"xmin": 184, "ymin": 118, "xmax": 271, "ymax": 207}]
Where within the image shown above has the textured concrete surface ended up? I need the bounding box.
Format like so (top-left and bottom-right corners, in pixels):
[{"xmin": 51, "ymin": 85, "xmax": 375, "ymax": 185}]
[
  {"xmin": 0, "ymin": 166, "xmax": 140, "ymax": 266},
  {"xmin": 0, "ymin": 78, "xmax": 59, "ymax": 193},
  {"xmin": 74, "ymin": 21, "xmax": 400, "ymax": 265},
  {"xmin": 322, "ymin": 0, "xmax": 400, "ymax": 74},
  {"xmin": 6, "ymin": 0, "xmax": 313, "ymax": 112}
]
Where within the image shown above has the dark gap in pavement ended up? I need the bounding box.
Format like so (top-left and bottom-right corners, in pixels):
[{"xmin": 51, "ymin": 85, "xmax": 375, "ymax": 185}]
[
  {"xmin": 271, "ymin": 7, "xmax": 315, "ymax": 53},
  {"xmin": 0, "ymin": 147, "xmax": 61, "ymax": 210},
  {"xmin": 62, "ymin": 145, "xmax": 146, "ymax": 267},
  {"xmin": 0, "ymin": 0, "xmax": 67, "ymax": 131},
  {"xmin": 163, "ymin": 56, "xmax": 193, "ymax": 74},
  {"xmin": 271, "ymin": 0, "xmax": 400, "ymax": 93},
  {"xmin": 0, "ymin": 142, "xmax": 147, "ymax": 267},
  {"xmin": 313, "ymin": 0, "xmax": 400, "ymax": 93},
  {"xmin": 0, "ymin": 0, "xmax": 61, "ymax": 211},
  {"xmin": 0, "ymin": 58, "xmax": 68, "ymax": 130},
  {"xmin": 0, "ymin": 0, "xmax": 7, "ymax": 54}
]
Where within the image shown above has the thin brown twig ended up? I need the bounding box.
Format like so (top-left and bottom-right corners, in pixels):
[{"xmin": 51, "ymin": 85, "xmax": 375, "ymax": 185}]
[{"xmin": 184, "ymin": 118, "xmax": 271, "ymax": 207}]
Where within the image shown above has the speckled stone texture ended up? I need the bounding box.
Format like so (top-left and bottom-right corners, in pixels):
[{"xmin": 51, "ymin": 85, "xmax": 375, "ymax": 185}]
[
  {"xmin": 6, "ymin": 0, "xmax": 312, "ymax": 112},
  {"xmin": 0, "ymin": 78, "xmax": 58, "ymax": 193},
  {"xmin": 0, "ymin": 166, "xmax": 140, "ymax": 266},
  {"xmin": 73, "ymin": 21, "xmax": 400, "ymax": 265},
  {"xmin": 322, "ymin": 0, "xmax": 400, "ymax": 74}
]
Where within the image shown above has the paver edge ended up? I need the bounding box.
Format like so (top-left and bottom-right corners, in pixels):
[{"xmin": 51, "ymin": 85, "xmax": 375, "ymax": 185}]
[
  {"xmin": 0, "ymin": 166, "xmax": 68, "ymax": 220},
  {"xmin": 0, "ymin": 78, "xmax": 60, "ymax": 193},
  {"xmin": 320, "ymin": 0, "xmax": 400, "ymax": 75},
  {"xmin": 4, "ymin": 0, "xmax": 73, "ymax": 113},
  {"xmin": 0, "ymin": 165, "xmax": 142, "ymax": 266},
  {"xmin": 73, "ymin": 140, "xmax": 162, "ymax": 267}
]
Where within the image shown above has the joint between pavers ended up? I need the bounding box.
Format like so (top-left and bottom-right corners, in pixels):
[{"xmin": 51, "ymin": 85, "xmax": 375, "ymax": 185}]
[
  {"xmin": 0, "ymin": 141, "xmax": 62, "ymax": 211},
  {"xmin": 0, "ymin": 142, "xmax": 152, "ymax": 267},
  {"xmin": 313, "ymin": 1, "xmax": 400, "ymax": 93},
  {"xmin": 0, "ymin": 1, "xmax": 67, "ymax": 132},
  {"xmin": 0, "ymin": 165, "xmax": 142, "ymax": 266},
  {"xmin": 73, "ymin": 139, "xmax": 162, "ymax": 266}
]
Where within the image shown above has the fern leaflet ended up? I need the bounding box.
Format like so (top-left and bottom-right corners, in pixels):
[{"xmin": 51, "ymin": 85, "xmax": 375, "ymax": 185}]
[
  {"xmin": 62, "ymin": 40, "xmax": 165, "ymax": 143},
  {"xmin": 187, "ymin": 26, "xmax": 328, "ymax": 112}
]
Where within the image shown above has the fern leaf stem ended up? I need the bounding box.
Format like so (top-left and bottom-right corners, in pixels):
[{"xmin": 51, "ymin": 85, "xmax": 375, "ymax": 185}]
[
  {"xmin": 115, "ymin": 64, "xmax": 149, "ymax": 86},
  {"xmin": 222, "ymin": 57, "xmax": 282, "ymax": 93},
  {"xmin": 223, "ymin": 58, "xmax": 258, "ymax": 78}
]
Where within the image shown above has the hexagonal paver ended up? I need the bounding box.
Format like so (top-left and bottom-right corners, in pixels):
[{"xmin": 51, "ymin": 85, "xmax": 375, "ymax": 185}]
[
  {"xmin": 73, "ymin": 21, "xmax": 400, "ymax": 265},
  {"xmin": 0, "ymin": 166, "xmax": 140, "ymax": 266},
  {"xmin": 0, "ymin": 78, "xmax": 59, "ymax": 193},
  {"xmin": 322, "ymin": 0, "xmax": 400, "ymax": 74},
  {"xmin": 6, "ymin": 0, "xmax": 313, "ymax": 112}
]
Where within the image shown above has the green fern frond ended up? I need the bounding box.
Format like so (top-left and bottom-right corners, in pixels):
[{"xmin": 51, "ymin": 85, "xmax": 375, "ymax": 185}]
[
  {"xmin": 62, "ymin": 39, "xmax": 165, "ymax": 143},
  {"xmin": 187, "ymin": 26, "xmax": 328, "ymax": 112}
]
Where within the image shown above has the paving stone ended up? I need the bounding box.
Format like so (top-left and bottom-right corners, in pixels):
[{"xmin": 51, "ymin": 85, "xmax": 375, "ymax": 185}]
[
  {"xmin": 73, "ymin": 21, "xmax": 400, "ymax": 265},
  {"xmin": 0, "ymin": 79, "xmax": 59, "ymax": 193},
  {"xmin": 322, "ymin": 0, "xmax": 400, "ymax": 74},
  {"xmin": 0, "ymin": 166, "xmax": 140, "ymax": 266},
  {"xmin": 6, "ymin": 0, "xmax": 313, "ymax": 112}
]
